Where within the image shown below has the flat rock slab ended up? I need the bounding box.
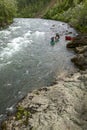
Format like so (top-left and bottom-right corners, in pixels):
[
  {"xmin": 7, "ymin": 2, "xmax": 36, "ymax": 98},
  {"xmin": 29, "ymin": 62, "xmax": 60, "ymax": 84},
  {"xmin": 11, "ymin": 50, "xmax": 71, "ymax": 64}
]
[{"xmin": 1, "ymin": 71, "xmax": 87, "ymax": 130}]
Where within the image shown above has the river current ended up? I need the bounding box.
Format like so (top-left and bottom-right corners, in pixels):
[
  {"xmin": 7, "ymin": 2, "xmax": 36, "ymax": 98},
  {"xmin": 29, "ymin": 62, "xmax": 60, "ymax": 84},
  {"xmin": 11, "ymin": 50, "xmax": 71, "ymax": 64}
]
[{"xmin": 0, "ymin": 18, "xmax": 77, "ymax": 120}]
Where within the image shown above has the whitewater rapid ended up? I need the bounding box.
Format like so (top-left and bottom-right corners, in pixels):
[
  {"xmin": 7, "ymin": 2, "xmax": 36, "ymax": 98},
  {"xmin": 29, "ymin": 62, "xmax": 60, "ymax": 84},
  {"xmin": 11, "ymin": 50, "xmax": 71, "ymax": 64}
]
[{"xmin": 0, "ymin": 18, "xmax": 77, "ymax": 120}]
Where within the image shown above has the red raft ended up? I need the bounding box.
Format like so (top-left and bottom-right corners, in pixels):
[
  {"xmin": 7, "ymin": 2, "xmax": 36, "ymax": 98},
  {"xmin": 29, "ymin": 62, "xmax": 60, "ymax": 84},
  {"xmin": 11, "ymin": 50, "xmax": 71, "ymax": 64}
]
[{"xmin": 65, "ymin": 36, "xmax": 75, "ymax": 41}]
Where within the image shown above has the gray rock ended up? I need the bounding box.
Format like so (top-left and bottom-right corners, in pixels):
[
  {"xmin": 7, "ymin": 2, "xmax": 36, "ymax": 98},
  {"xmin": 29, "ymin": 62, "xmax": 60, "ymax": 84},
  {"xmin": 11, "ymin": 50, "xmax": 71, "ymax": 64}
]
[{"xmin": 1, "ymin": 72, "xmax": 87, "ymax": 130}]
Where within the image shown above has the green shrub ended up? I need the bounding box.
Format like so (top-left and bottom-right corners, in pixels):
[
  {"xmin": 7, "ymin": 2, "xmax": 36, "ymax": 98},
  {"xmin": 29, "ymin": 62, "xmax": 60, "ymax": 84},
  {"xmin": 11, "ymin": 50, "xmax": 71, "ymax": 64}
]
[
  {"xmin": 0, "ymin": 0, "xmax": 17, "ymax": 26},
  {"xmin": 16, "ymin": 106, "xmax": 30, "ymax": 120},
  {"xmin": 44, "ymin": 0, "xmax": 87, "ymax": 32}
]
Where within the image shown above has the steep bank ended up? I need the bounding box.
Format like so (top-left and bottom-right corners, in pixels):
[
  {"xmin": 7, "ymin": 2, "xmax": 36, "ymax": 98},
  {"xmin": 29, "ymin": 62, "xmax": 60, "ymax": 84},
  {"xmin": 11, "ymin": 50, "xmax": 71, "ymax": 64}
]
[{"xmin": 1, "ymin": 34, "xmax": 87, "ymax": 130}]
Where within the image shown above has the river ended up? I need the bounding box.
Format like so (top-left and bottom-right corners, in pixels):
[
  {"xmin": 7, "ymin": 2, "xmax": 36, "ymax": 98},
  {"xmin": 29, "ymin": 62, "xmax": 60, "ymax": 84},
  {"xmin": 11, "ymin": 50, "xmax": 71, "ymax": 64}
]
[{"xmin": 0, "ymin": 18, "xmax": 77, "ymax": 120}]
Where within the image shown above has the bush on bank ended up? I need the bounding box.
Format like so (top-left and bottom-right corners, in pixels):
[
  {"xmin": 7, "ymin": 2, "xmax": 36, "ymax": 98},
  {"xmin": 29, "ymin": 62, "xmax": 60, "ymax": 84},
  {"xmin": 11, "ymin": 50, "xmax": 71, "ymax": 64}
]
[
  {"xmin": 0, "ymin": 0, "xmax": 17, "ymax": 28},
  {"xmin": 44, "ymin": 0, "xmax": 87, "ymax": 33}
]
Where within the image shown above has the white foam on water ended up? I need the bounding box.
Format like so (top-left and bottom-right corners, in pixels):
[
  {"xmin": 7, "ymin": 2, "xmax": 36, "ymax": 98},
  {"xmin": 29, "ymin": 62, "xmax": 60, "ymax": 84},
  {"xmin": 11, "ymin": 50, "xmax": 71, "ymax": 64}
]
[
  {"xmin": 7, "ymin": 83, "xmax": 12, "ymax": 86},
  {"xmin": 6, "ymin": 107, "xmax": 13, "ymax": 111},
  {"xmin": 6, "ymin": 105, "xmax": 15, "ymax": 113},
  {"xmin": 0, "ymin": 30, "xmax": 11, "ymax": 37},
  {"xmin": 25, "ymin": 70, "xmax": 29, "ymax": 74},
  {"xmin": 34, "ymin": 31, "xmax": 45, "ymax": 37},
  {"xmin": 23, "ymin": 40, "xmax": 32, "ymax": 47},
  {"xmin": 24, "ymin": 31, "xmax": 32, "ymax": 38},
  {"xmin": 43, "ymin": 22, "xmax": 49, "ymax": 25},
  {"xmin": 30, "ymin": 31, "xmax": 45, "ymax": 42},
  {"xmin": 0, "ymin": 32, "xmax": 34, "ymax": 62},
  {"xmin": 4, "ymin": 61, "xmax": 12, "ymax": 65},
  {"xmin": 0, "ymin": 57, "xmax": 4, "ymax": 61},
  {"xmin": 8, "ymin": 26, "xmax": 21, "ymax": 31},
  {"xmin": 10, "ymin": 37, "xmax": 24, "ymax": 50},
  {"xmin": 0, "ymin": 114, "xmax": 3, "ymax": 118},
  {"xmin": 23, "ymin": 31, "xmax": 33, "ymax": 45},
  {"xmin": 37, "ymin": 61, "xmax": 42, "ymax": 67},
  {"xmin": 0, "ymin": 37, "xmax": 24, "ymax": 58},
  {"xmin": 0, "ymin": 30, "xmax": 45, "ymax": 61},
  {"xmin": 0, "ymin": 114, "xmax": 3, "ymax": 120}
]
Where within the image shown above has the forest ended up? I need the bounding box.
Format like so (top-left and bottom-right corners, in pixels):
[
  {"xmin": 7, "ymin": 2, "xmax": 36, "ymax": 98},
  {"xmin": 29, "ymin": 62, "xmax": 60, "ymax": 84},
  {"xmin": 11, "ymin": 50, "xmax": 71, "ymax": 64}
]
[{"xmin": 0, "ymin": 0, "xmax": 87, "ymax": 32}]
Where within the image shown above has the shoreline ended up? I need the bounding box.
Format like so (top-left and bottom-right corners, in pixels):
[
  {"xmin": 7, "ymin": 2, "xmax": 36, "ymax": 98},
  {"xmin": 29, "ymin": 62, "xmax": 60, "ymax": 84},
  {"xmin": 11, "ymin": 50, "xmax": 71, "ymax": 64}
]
[
  {"xmin": 1, "ymin": 71, "xmax": 87, "ymax": 130},
  {"xmin": 1, "ymin": 32, "xmax": 87, "ymax": 130}
]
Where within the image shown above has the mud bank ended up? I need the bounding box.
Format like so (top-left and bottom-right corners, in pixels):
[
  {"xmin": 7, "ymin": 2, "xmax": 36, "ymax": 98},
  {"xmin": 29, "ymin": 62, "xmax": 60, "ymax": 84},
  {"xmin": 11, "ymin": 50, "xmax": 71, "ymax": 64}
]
[{"xmin": 1, "ymin": 34, "xmax": 87, "ymax": 130}]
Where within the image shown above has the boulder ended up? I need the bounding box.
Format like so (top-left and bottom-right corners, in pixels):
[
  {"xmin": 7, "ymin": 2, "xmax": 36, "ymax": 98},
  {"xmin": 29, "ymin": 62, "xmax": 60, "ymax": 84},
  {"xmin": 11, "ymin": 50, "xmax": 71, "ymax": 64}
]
[
  {"xmin": 75, "ymin": 46, "xmax": 87, "ymax": 53},
  {"xmin": 67, "ymin": 34, "xmax": 87, "ymax": 48},
  {"xmin": 67, "ymin": 33, "xmax": 87, "ymax": 70}
]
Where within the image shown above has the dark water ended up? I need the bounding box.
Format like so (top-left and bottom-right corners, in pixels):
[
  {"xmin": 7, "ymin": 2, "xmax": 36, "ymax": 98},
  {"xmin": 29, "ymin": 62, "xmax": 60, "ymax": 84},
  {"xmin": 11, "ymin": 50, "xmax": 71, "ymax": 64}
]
[{"xmin": 0, "ymin": 18, "xmax": 77, "ymax": 119}]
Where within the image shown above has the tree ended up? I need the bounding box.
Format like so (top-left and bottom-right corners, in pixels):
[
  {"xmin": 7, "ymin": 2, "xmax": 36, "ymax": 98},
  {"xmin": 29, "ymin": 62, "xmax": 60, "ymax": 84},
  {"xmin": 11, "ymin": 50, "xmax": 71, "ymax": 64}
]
[
  {"xmin": 17, "ymin": 0, "xmax": 52, "ymax": 17},
  {"xmin": 0, "ymin": 0, "xmax": 17, "ymax": 26}
]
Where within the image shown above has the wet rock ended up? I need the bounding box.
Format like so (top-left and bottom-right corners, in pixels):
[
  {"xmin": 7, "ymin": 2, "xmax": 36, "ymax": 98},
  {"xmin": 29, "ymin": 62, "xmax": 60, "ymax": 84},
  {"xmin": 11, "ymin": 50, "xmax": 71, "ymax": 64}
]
[
  {"xmin": 75, "ymin": 46, "xmax": 87, "ymax": 53},
  {"xmin": 67, "ymin": 33, "xmax": 87, "ymax": 70},
  {"xmin": 52, "ymin": 24, "xmax": 55, "ymax": 27},
  {"xmin": 38, "ymin": 87, "xmax": 49, "ymax": 92},
  {"xmin": 68, "ymin": 31, "xmax": 73, "ymax": 34},
  {"xmin": 71, "ymin": 55, "xmax": 87, "ymax": 70},
  {"xmin": 71, "ymin": 54, "xmax": 85, "ymax": 65},
  {"xmin": 84, "ymin": 51, "xmax": 87, "ymax": 57},
  {"xmin": 67, "ymin": 34, "xmax": 87, "ymax": 48}
]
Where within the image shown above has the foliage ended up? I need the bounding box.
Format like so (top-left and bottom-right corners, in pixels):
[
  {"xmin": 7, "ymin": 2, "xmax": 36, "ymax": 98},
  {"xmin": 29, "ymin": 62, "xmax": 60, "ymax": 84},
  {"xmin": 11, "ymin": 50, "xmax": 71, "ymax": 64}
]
[
  {"xmin": 44, "ymin": 0, "xmax": 87, "ymax": 32},
  {"xmin": 17, "ymin": 0, "xmax": 51, "ymax": 17},
  {"xmin": 16, "ymin": 105, "xmax": 30, "ymax": 126},
  {"xmin": 0, "ymin": 0, "xmax": 17, "ymax": 27},
  {"xmin": 0, "ymin": 0, "xmax": 87, "ymax": 32}
]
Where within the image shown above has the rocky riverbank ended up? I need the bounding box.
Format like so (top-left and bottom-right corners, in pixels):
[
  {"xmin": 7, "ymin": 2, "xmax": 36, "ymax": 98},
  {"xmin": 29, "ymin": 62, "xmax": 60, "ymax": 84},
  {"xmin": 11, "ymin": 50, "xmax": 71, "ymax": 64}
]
[
  {"xmin": 67, "ymin": 34, "xmax": 87, "ymax": 70},
  {"xmin": 1, "ymin": 34, "xmax": 87, "ymax": 130}
]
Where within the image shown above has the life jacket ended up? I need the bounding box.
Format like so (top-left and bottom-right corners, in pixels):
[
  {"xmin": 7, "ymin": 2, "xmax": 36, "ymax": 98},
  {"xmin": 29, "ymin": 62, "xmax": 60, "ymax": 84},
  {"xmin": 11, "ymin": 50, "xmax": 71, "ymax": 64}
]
[{"xmin": 50, "ymin": 41, "xmax": 55, "ymax": 46}]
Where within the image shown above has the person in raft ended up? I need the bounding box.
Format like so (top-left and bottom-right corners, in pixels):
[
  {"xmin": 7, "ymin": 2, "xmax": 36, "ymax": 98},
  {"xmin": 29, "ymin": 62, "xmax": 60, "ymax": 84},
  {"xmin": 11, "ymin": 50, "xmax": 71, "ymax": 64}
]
[
  {"xmin": 50, "ymin": 37, "xmax": 55, "ymax": 46},
  {"xmin": 55, "ymin": 33, "xmax": 60, "ymax": 42},
  {"xmin": 50, "ymin": 33, "xmax": 60, "ymax": 46}
]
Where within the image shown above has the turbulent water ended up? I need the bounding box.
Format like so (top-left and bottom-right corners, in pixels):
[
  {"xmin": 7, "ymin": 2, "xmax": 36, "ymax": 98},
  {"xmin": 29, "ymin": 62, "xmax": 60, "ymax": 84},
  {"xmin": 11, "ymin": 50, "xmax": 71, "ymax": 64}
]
[{"xmin": 0, "ymin": 18, "xmax": 77, "ymax": 119}]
